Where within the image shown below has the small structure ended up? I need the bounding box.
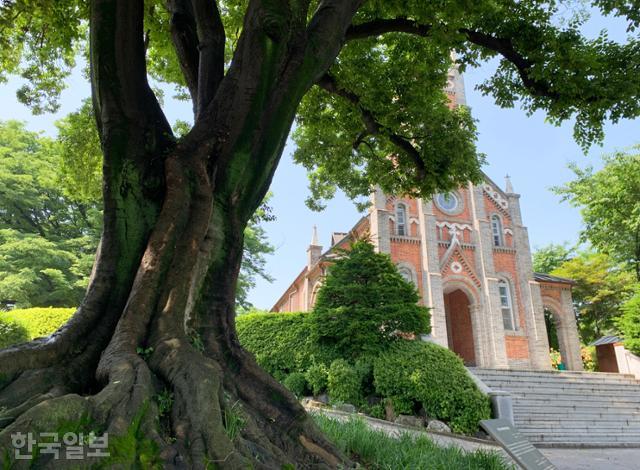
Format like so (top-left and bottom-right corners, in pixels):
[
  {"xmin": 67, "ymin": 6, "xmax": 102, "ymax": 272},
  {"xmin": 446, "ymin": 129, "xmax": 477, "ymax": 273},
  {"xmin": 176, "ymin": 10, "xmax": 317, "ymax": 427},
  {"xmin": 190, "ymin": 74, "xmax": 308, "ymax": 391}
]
[{"xmin": 591, "ymin": 336, "xmax": 640, "ymax": 379}]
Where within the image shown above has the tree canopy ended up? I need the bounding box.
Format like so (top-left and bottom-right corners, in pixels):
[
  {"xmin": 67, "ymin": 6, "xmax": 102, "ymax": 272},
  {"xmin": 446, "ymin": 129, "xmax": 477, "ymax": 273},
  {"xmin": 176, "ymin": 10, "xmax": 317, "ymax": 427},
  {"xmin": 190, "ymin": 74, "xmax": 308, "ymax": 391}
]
[
  {"xmin": 551, "ymin": 249, "xmax": 635, "ymax": 343},
  {"xmin": 2, "ymin": 0, "xmax": 640, "ymax": 466},
  {"xmin": 0, "ymin": 120, "xmax": 99, "ymax": 308},
  {"xmin": 3, "ymin": 1, "xmax": 640, "ymax": 209},
  {"xmin": 555, "ymin": 147, "xmax": 640, "ymax": 281}
]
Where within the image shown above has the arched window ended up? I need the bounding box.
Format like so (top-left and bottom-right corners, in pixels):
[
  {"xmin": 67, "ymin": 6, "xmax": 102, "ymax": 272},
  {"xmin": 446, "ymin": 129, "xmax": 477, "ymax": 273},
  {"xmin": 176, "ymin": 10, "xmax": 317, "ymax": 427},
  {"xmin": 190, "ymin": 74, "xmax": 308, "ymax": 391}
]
[
  {"xmin": 396, "ymin": 203, "xmax": 407, "ymax": 236},
  {"xmin": 498, "ymin": 280, "xmax": 516, "ymax": 330},
  {"xmin": 491, "ymin": 214, "xmax": 504, "ymax": 246},
  {"xmin": 398, "ymin": 267, "xmax": 414, "ymax": 285}
]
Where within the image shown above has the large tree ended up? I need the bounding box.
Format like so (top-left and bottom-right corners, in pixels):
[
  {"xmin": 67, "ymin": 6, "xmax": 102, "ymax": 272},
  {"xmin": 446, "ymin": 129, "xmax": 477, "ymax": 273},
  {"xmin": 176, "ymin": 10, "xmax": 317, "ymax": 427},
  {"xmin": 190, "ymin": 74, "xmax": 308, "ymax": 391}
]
[{"xmin": 1, "ymin": 1, "xmax": 640, "ymax": 467}]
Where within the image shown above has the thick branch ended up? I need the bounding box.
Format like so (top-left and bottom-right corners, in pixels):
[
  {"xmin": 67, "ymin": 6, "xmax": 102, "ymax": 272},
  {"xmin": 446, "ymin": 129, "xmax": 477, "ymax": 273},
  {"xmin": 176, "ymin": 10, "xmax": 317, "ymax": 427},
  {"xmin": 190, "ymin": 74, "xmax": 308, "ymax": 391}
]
[
  {"xmin": 167, "ymin": 0, "xmax": 200, "ymax": 104},
  {"xmin": 346, "ymin": 18, "xmax": 559, "ymax": 100},
  {"xmin": 459, "ymin": 28, "xmax": 559, "ymax": 100},
  {"xmin": 192, "ymin": 0, "xmax": 226, "ymax": 117},
  {"xmin": 345, "ymin": 17, "xmax": 431, "ymax": 40},
  {"xmin": 316, "ymin": 73, "xmax": 426, "ymax": 179},
  {"xmin": 91, "ymin": 0, "xmax": 173, "ymax": 148}
]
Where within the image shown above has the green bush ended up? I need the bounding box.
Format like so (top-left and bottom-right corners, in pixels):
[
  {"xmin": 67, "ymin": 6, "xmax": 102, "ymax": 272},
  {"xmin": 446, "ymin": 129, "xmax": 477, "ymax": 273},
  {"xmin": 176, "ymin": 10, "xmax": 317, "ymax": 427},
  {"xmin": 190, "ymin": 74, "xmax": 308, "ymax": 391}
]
[
  {"xmin": 310, "ymin": 241, "xmax": 430, "ymax": 360},
  {"xmin": 0, "ymin": 317, "xmax": 28, "ymax": 349},
  {"xmin": 619, "ymin": 292, "xmax": 640, "ymax": 356},
  {"xmin": 236, "ymin": 311, "xmax": 336, "ymax": 380},
  {"xmin": 305, "ymin": 363, "xmax": 328, "ymax": 396},
  {"xmin": 327, "ymin": 359, "xmax": 363, "ymax": 405},
  {"xmin": 1, "ymin": 307, "xmax": 75, "ymax": 340},
  {"xmin": 373, "ymin": 340, "xmax": 490, "ymax": 434},
  {"xmin": 283, "ymin": 372, "xmax": 309, "ymax": 398}
]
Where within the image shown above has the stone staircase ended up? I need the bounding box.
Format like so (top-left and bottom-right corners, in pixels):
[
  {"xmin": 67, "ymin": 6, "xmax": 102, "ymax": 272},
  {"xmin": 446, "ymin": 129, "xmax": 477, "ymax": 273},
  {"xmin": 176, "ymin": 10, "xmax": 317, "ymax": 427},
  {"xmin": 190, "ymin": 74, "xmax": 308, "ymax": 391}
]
[{"xmin": 469, "ymin": 368, "xmax": 640, "ymax": 447}]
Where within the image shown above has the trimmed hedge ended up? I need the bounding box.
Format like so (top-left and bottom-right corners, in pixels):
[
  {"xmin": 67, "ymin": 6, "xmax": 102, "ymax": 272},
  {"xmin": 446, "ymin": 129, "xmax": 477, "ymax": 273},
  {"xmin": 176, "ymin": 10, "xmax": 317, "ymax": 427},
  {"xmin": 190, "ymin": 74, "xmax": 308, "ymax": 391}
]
[
  {"xmin": 236, "ymin": 311, "xmax": 336, "ymax": 380},
  {"xmin": 1, "ymin": 307, "xmax": 75, "ymax": 340},
  {"xmin": 283, "ymin": 372, "xmax": 309, "ymax": 398},
  {"xmin": 373, "ymin": 340, "xmax": 491, "ymax": 435}
]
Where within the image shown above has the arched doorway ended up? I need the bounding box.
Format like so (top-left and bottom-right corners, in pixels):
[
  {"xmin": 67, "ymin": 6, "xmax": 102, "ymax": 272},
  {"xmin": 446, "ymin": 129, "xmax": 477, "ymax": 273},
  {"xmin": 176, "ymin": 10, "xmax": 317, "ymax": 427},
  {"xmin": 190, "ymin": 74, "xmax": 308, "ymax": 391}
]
[
  {"xmin": 443, "ymin": 289, "xmax": 476, "ymax": 366},
  {"xmin": 545, "ymin": 307, "xmax": 563, "ymax": 368}
]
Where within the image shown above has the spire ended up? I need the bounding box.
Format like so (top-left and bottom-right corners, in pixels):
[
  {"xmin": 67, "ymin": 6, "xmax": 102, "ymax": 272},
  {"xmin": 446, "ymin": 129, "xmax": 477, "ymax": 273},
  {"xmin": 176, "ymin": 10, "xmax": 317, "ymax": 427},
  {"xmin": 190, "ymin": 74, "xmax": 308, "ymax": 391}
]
[
  {"xmin": 310, "ymin": 225, "xmax": 320, "ymax": 246},
  {"xmin": 505, "ymin": 174, "xmax": 514, "ymax": 194},
  {"xmin": 307, "ymin": 226, "xmax": 322, "ymax": 268}
]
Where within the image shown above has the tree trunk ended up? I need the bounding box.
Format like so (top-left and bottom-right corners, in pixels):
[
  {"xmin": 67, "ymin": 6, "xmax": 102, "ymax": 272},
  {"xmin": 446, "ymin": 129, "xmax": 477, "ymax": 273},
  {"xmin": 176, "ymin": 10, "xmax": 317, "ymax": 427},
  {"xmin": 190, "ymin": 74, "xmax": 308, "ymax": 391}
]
[{"xmin": 0, "ymin": 0, "xmax": 366, "ymax": 467}]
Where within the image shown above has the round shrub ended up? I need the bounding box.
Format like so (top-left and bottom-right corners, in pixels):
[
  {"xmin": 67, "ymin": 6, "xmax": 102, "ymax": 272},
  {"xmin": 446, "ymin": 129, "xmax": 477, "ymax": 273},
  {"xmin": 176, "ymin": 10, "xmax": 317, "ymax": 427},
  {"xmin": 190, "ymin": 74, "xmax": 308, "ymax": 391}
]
[
  {"xmin": 0, "ymin": 317, "xmax": 28, "ymax": 349},
  {"xmin": 327, "ymin": 359, "xmax": 363, "ymax": 406},
  {"xmin": 1, "ymin": 307, "xmax": 75, "ymax": 340},
  {"xmin": 305, "ymin": 363, "xmax": 328, "ymax": 396},
  {"xmin": 283, "ymin": 372, "xmax": 308, "ymax": 398},
  {"xmin": 373, "ymin": 340, "xmax": 490, "ymax": 434}
]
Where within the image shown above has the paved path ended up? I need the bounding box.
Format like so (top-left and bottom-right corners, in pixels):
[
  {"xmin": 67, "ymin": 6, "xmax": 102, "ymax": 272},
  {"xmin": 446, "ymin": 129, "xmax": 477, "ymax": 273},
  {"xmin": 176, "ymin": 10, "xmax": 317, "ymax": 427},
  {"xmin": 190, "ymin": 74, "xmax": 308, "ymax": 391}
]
[
  {"xmin": 308, "ymin": 406, "xmax": 640, "ymax": 470},
  {"xmin": 538, "ymin": 448, "xmax": 640, "ymax": 470}
]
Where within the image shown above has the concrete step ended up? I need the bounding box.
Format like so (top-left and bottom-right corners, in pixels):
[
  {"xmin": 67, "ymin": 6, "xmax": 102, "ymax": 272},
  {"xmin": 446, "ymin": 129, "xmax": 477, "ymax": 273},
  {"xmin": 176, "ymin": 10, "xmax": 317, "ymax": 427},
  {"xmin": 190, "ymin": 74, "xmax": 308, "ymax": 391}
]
[
  {"xmin": 469, "ymin": 368, "xmax": 638, "ymax": 381},
  {"xmin": 478, "ymin": 378, "xmax": 640, "ymax": 389},
  {"xmin": 484, "ymin": 382, "xmax": 640, "ymax": 395},
  {"xmin": 469, "ymin": 367, "xmax": 640, "ymax": 446}
]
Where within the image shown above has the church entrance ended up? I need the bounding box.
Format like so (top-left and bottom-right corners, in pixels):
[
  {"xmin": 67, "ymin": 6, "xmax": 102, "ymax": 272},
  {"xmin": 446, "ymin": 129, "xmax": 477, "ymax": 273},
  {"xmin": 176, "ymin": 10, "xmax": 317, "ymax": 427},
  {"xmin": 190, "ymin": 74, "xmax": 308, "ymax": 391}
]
[{"xmin": 443, "ymin": 289, "xmax": 476, "ymax": 366}]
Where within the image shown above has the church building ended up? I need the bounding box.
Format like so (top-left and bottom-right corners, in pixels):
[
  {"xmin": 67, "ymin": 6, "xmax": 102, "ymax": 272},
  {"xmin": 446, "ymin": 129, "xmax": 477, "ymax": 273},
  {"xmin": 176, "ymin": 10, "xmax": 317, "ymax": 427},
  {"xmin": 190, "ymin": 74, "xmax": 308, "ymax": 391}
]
[{"xmin": 271, "ymin": 65, "xmax": 583, "ymax": 371}]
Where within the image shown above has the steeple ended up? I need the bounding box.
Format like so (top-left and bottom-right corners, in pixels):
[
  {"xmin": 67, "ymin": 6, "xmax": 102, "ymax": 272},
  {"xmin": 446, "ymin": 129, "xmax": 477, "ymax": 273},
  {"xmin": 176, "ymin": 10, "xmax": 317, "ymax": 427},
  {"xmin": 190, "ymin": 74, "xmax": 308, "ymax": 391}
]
[
  {"xmin": 307, "ymin": 225, "xmax": 322, "ymax": 268},
  {"xmin": 505, "ymin": 174, "xmax": 514, "ymax": 194}
]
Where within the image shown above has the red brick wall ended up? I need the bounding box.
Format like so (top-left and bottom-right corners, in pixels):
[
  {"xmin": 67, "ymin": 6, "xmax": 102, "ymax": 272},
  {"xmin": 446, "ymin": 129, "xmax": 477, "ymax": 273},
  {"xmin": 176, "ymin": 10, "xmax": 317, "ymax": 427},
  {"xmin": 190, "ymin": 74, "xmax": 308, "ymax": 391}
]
[
  {"xmin": 444, "ymin": 289, "xmax": 476, "ymax": 365},
  {"xmin": 505, "ymin": 336, "xmax": 530, "ymax": 359},
  {"xmin": 390, "ymin": 238, "xmax": 425, "ymax": 301}
]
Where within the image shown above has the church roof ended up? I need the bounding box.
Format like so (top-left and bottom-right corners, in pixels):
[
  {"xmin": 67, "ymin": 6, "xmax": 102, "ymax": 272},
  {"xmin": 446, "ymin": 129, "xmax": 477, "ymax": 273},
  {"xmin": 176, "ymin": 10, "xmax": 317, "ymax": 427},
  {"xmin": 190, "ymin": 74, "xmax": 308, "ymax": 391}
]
[{"xmin": 533, "ymin": 272, "xmax": 575, "ymax": 285}]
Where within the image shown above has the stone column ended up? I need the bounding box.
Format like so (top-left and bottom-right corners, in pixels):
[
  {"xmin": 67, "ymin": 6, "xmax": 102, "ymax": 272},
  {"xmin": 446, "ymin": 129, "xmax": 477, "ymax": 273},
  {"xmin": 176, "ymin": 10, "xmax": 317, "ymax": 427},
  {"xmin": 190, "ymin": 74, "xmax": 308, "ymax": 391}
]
[
  {"xmin": 506, "ymin": 192, "xmax": 551, "ymax": 370},
  {"xmin": 469, "ymin": 182, "xmax": 509, "ymax": 368},
  {"xmin": 418, "ymin": 198, "xmax": 448, "ymax": 347},
  {"xmin": 369, "ymin": 186, "xmax": 391, "ymax": 254},
  {"xmin": 559, "ymin": 288, "xmax": 584, "ymax": 371},
  {"xmin": 528, "ymin": 281, "xmax": 553, "ymax": 369}
]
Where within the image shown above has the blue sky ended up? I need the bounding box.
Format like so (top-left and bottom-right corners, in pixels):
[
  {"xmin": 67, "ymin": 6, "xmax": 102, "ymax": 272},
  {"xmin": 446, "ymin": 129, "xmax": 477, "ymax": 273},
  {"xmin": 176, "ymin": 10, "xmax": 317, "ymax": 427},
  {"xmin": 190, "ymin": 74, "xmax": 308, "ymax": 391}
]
[{"xmin": 0, "ymin": 11, "xmax": 638, "ymax": 310}]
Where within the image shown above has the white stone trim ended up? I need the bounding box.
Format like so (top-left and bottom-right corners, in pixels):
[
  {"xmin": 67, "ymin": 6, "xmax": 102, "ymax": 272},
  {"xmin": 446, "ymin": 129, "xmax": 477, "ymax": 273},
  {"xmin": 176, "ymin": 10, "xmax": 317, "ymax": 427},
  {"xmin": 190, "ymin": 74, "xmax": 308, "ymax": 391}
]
[{"xmin": 482, "ymin": 184, "xmax": 509, "ymax": 210}]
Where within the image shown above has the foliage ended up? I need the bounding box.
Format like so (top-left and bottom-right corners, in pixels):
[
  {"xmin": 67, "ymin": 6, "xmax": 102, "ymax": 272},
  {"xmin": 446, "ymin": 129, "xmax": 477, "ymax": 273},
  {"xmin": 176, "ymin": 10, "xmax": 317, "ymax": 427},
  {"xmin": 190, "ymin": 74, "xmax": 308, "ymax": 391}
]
[
  {"xmin": 0, "ymin": 316, "xmax": 28, "ymax": 349},
  {"xmin": 618, "ymin": 290, "xmax": 640, "ymax": 356},
  {"xmin": 223, "ymin": 401, "xmax": 246, "ymax": 442},
  {"xmin": 310, "ymin": 241, "xmax": 430, "ymax": 360},
  {"xmin": 236, "ymin": 196, "xmax": 276, "ymax": 311},
  {"xmin": 581, "ymin": 345, "xmax": 597, "ymax": 372},
  {"xmin": 283, "ymin": 372, "xmax": 309, "ymax": 398},
  {"xmin": 103, "ymin": 402, "xmax": 162, "ymax": 469},
  {"xmin": 313, "ymin": 415, "xmax": 511, "ymax": 470},
  {"xmin": 236, "ymin": 311, "xmax": 329, "ymax": 380},
  {"xmin": 555, "ymin": 148, "xmax": 640, "ymax": 281},
  {"xmin": 549, "ymin": 348, "xmax": 562, "ymax": 369},
  {"xmin": 304, "ymin": 363, "xmax": 328, "ymax": 397},
  {"xmin": 533, "ymin": 243, "xmax": 574, "ymax": 274},
  {"xmin": 155, "ymin": 389, "xmax": 174, "ymax": 419},
  {"xmin": 552, "ymin": 249, "xmax": 635, "ymax": 343},
  {"xmin": 373, "ymin": 340, "xmax": 491, "ymax": 435},
  {"xmin": 0, "ymin": 307, "xmax": 74, "ymax": 341},
  {"xmin": 0, "ymin": 120, "xmax": 100, "ymax": 308},
  {"xmin": 55, "ymin": 99, "xmax": 103, "ymax": 203},
  {"xmin": 327, "ymin": 359, "xmax": 364, "ymax": 406}
]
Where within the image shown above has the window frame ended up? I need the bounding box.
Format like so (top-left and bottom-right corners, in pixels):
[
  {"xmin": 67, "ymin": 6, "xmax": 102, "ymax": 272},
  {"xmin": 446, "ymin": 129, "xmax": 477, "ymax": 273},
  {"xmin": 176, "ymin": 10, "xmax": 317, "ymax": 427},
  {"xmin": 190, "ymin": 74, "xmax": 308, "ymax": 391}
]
[
  {"xmin": 498, "ymin": 279, "xmax": 517, "ymax": 331},
  {"xmin": 395, "ymin": 203, "xmax": 408, "ymax": 236},
  {"xmin": 491, "ymin": 214, "xmax": 504, "ymax": 247}
]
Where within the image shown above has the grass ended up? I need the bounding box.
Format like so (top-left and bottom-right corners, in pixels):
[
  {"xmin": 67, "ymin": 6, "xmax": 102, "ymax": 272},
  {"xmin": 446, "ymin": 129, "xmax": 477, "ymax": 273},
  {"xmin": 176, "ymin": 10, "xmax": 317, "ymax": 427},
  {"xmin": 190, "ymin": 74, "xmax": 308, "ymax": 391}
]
[{"xmin": 313, "ymin": 414, "xmax": 513, "ymax": 470}]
